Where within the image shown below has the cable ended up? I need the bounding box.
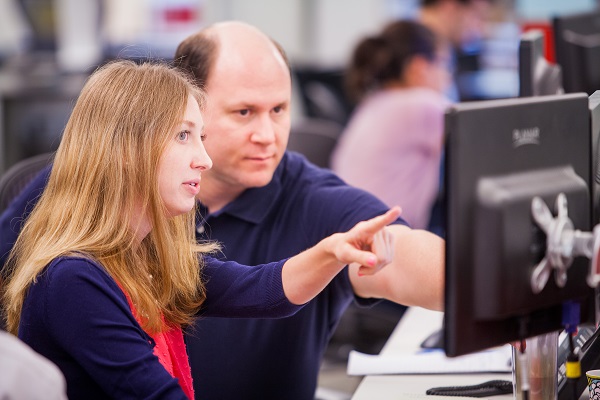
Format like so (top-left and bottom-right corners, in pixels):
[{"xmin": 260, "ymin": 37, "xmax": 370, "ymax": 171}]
[
  {"xmin": 563, "ymin": 301, "xmax": 582, "ymax": 400},
  {"xmin": 581, "ymin": 323, "xmax": 600, "ymax": 353}
]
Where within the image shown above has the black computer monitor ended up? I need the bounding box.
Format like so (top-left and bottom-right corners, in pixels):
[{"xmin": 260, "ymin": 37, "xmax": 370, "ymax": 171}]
[
  {"xmin": 590, "ymin": 91, "xmax": 600, "ymax": 225},
  {"xmin": 519, "ymin": 29, "xmax": 563, "ymax": 97},
  {"xmin": 443, "ymin": 92, "xmax": 595, "ymax": 358},
  {"xmin": 553, "ymin": 10, "xmax": 600, "ymax": 95},
  {"xmin": 555, "ymin": 90, "xmax": 600, "ymax": 400}
]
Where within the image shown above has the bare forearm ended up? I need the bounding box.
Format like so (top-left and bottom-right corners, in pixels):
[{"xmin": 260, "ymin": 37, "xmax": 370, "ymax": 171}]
[
  {"xmin": 350, "ymin": 225, "xmax": 445, "ymax": 311},
  {"xmin": 388, "ymin": 228, "xmax": 444, "ymax": 310}
]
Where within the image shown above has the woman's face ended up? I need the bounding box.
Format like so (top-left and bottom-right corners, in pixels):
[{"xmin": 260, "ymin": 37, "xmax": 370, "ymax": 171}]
[
  {"xmin": 158, "ymin": 95, "xmax": 212, "ymax": 218},
  {"xmin": 423, "ymin": 47, "xmax": 452, "ymax": 93}
]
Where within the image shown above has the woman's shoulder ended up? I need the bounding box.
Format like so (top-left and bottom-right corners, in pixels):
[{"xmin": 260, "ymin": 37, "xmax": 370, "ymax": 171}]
[
  {"xmin": 386, "ymin": 87, "xmax": 449, "ymax": 106},
  {"xmin": 391, "ymin": 88, "xmax": 450, "ymax": 118},
  {"xmin": 367, "ymin": 86, "xmax": 451, "ymax": 105},
  {"xmin": 44, "ymin": 255, "xmax": 114, "ymax": 287},
  {"xmin": 34, "ymin": 255, "xmax": 128, "ymax": 316},
  {"xmin": 48, "ymin": 254, "xmax": 102, "ymax": 270}
]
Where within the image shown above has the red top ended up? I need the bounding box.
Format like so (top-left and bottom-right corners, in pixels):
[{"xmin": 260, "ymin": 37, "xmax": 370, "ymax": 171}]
[{"xmin": 121, "ymin": 288, "xmax": 194, "ymax": 399}]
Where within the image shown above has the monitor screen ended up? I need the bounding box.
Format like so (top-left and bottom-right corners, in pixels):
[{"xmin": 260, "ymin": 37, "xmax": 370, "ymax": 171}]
[
  {"xmin": 553, "ymin": 10, "xmax": 600, "ymax": 95},
  {"xmin": 519, "ymin": 29, "xmax": 563, "ymax": 97},
  {"xmin": 443, "ymin": 92, "xmax": 595, "ymax": 357}
]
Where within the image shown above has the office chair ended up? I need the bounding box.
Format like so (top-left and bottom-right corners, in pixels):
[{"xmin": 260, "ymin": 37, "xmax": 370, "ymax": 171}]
[
  {"xmin": 287, "ymin": 118, "xmax": 344, "ymax": 169},
  {"xmin": 292, "ymin": 67, "xmax": 354, "ymax": 126},
  {"xmin": 0, "ymin": 152, "xmax": 54, "ymax": 214}
]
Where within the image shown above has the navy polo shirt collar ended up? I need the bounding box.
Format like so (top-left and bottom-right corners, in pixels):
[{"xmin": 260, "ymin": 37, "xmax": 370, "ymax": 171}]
[{"xmin": 198, "ymin": 166, "xmax": 283, "ymax": 225}]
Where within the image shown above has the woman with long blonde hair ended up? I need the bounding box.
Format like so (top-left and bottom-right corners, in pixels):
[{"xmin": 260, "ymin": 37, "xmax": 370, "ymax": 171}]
[{"xmin": 2, "ymin": 60, "xmax": 398, "ymax": 399}]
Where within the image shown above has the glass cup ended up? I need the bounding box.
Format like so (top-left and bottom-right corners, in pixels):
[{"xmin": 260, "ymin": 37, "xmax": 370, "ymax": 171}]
[{"xmin": 512, "ymin": 331, "xmax": 559, "ymax": 400}]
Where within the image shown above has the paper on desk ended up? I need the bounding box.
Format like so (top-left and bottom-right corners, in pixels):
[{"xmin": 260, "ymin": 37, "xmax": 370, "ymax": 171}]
[{"xmin": 347, "ymin": 345, "xmax": 512, "ymax": 375}]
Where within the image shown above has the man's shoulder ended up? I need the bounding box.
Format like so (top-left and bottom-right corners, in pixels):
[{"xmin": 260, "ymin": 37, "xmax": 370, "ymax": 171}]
[
  {"xmin": 277, "ymin": 152, "xmax": 396, "ymax": 228},
  {"xmin": 278, "ymin": 151, "xmax": 345, "ymax": 190},
  {"xmin": 279, "ymin": 151, "xmax": 391, "ymax": 202}
]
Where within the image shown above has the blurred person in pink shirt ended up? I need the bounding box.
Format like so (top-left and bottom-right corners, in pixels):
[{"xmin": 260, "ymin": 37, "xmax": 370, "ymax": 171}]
[{"xmin": 332, "ymin": 20, "xmax": 451, "ymax": 231}]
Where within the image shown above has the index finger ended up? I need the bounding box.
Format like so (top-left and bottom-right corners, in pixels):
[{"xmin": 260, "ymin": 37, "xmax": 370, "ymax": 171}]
[{"xmin": 360, "ymin": 206, "xmax": 401, "ymax": 235}]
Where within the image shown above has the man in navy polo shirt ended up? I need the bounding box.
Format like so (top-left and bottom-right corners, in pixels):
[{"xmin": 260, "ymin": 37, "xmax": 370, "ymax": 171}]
[{"xmin": 0, "ymin": 21, "xmax": 444, "ymax": 400}]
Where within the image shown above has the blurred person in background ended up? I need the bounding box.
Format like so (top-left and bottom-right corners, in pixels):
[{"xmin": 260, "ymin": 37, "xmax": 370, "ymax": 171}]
[
  {"xmin": 418, "ymin": 0, "xmax": 492, "ymax": 101},
  {"xmin": 419, "ymin": 0, "xmax": 490, "ymax": 51},
  {"xmin": 332, "ymin": 20, "xmax": 451, "ymax": 232}
]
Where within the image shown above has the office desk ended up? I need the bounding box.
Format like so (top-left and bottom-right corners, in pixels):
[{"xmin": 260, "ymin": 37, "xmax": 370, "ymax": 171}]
[{"xmin": 351, "ymin": 307, "xmax": 513, "ymax": 400}]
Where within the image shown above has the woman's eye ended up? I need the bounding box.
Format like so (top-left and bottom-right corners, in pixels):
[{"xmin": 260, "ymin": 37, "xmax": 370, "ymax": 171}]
[
  {"xmin": 177, "ymin": 130, "xmax": 190, "ymax": 141},
  {"xmin": 238, "ymin": 109, "xmax": 249, "ymax": 116}
]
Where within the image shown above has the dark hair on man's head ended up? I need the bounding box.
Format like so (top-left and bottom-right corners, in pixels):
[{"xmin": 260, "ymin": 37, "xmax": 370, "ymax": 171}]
[
  {"xmin": 345, "ymin": 20, "xmax": 438, "ymax": 102},
  {"xmin": 174, "ymin": 31, "xmax": 217, "ymax": 88},
  {"xmin": 173, "ymin": 27, "xmax": 291, "ymax": 88}
]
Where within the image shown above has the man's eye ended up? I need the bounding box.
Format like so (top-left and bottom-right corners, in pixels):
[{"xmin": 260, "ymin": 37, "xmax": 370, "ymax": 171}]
[
  {"xmin": 177, "ymin": 130, "xmax": 190, "ymax": 141},
  {"xmin": 273, "ymin": 106, "xmax": 282, "ymax": 113},
  {"xmin": 239, "ymin": 109, "xmax": 249, "ymax": 116}
]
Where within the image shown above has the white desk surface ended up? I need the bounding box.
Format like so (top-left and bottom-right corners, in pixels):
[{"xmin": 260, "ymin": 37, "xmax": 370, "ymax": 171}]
[{"xmin": 351, "ymin": 307, "xmax": 513, "ymax": 400}]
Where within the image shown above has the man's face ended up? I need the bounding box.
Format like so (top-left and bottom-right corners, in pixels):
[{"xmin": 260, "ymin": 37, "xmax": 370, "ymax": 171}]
[
  {"xmin": 455, "ymin": 0, "xmax": 489, "ymax": 47},
  {"xmin": 201, "ymin": 46, "xmax": 292, "ymax": 194}
]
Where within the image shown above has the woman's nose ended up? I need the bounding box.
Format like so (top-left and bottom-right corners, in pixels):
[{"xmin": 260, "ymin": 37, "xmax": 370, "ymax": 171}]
[{"xmin": 192, "ymin": 143, "xmax": 212, "ymax": 171}]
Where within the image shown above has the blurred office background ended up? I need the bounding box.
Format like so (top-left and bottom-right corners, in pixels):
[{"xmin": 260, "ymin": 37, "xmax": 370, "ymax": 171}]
[
  {"xmin": 1, "ymin": 0, "xmax": 599, "ymax": 175},
  {"xmin": 0, "ymin": 0, "xmax": 599, "ymax": 397}
]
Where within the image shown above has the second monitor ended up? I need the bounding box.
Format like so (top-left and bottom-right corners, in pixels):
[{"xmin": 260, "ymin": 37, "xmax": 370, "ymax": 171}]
[{"xmin": 519, "ymin": 29, "xmax": 563, "ymax": 97}]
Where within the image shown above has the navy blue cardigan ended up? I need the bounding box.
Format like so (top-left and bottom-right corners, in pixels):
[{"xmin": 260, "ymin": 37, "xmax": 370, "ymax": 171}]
[{"xmin": 18, "ymin": 255, "xmax": 298, "ymax": 399}]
